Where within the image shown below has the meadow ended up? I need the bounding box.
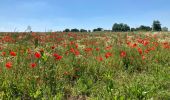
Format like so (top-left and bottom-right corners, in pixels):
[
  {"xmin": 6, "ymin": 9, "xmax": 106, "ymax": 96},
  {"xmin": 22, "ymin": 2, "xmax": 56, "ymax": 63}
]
[{"xmin": 0, "ymin": 32, "xmax": 169, "ymax": 99}]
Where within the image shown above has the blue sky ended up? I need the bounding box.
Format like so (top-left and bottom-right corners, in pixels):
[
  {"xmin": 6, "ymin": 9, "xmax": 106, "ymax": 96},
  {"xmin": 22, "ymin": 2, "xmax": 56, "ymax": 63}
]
[{"xmin": 0, "ymin": 0, "xmax": 170, "ymax": 32}]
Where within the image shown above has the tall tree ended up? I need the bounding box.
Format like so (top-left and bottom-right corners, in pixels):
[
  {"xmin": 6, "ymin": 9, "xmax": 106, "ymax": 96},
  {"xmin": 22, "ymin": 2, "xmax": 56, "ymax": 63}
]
[
  {"xmin": 152, "ymin": 20, "xmax": 161, "ymax": 31},
  {"xmin": 71, "ymin": 28, "xmax": 79, "ymax": 32},
  {"xmin": 112, "ymin": 23, "xmax": 130, "ymax": 32},
  {"xmin": 136, "ymin": 25, "xmax": 152, "ymax": 31},
  {"xmin": 63, "ymin": 28, "xmax": 70, "ymax": 32},
  {"xmin": 80, "ymin": 29, "xmax": 87, "ymax": 32},
  {"xmin": 93, "ymin": 28, "xmax": 103, "ymax": 32}
]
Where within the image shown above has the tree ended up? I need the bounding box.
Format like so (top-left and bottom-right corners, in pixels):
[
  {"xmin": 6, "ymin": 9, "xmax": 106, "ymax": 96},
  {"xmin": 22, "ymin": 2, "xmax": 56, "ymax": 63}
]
[
  {"xmin": 162, "ymin": 27, "xmax": 168, "ymax": 31},
  {"xmin": 152, "ymin": 20, "xmax": 161, "ymax": 31},
  {"xmin": 131, "ymin": 28, "xmax": 136, "ymax": 32},
  {"xmin": 93, "ymin": 28, "xmax": 103, "ymax": 32},
  {"xmin": 71, "ymin": 28, "xmax": 79, "ymax": 32},
  {"xmin": 80, "ymin": 29, "xmax": 87, "ymax": 32},
  {"xmin": 63, "ymin": 29, "xmax": 70, "ymax": 32},
  {"xmin": 93, "ymin": 29, "xmax": 97, "ymax": 32},
  {"xmin": 123, "ymin": 24, "xmax": 130, "ymax": 31},
  {"xmin": 97, "ymin": 28, "xmax": 103, "ymax": 31},
  {"xmin": 136, "ymin": 25, "xmax": 152, "ymax": 31},
  {"xmin": 112, "ymin": 23, "xmax": 130, "ymax": 32}
]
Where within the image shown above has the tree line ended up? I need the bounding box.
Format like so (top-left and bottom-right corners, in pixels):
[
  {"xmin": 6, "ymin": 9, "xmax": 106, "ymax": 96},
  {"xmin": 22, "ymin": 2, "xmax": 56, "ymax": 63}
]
[{"xmin": 63, "ymin": 20, "xmax": 168, "ymax": 32}]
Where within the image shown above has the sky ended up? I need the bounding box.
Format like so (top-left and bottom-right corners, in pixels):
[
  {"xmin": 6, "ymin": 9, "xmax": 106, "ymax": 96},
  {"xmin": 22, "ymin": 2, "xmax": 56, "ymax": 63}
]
[{"xmin": 0, "ymin": 0, "xmax": 170, "ymax": 32}]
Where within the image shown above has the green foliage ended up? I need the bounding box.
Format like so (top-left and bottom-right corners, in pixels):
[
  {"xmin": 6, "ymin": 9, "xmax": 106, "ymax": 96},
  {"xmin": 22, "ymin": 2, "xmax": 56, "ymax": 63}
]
[
  {"xmin": 93, "ymin": 28, "xmax": 103, "ymax": 32},
  {"xmin": 80, "ymin": 29, "xmax": 87, "ymax": 32},
  {"xmin": 133, "ymin": 25, "xmax": 152, "ymax": 31},
  {"xmin": 71, "ymin": 28, "xmax": 79, "ymax": 32},
  {"xmin": 153, "ymin": 20, "xmax": 162, "ymax": 31},
  {"xmin": 112, "ymin": 23, "xmax": 130, "ymax": 32},
  {"xmin": 63, "ymin": 28, "xmax": 70, "ymax": 32}
]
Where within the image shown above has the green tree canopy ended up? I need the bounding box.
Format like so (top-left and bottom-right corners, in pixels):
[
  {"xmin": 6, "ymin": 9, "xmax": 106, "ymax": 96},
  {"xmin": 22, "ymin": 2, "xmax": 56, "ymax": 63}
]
[
  {"xmin": 152, "ymin": 20, "xmax": 161, "ymax": 31},
  {"xmin": 71, "ymin": 28, "xmax": 79, "ymax": 32},
  {"xmin": 63, "ymin": 28, "xmax": 70, "ymax": 32},
  {"xmin": 112, "ymin": 23, "xmax": 130, "ymax": 32}
]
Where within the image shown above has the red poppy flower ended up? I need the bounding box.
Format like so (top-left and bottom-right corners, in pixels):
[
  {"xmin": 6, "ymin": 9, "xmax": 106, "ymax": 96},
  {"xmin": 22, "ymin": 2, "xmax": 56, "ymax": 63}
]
[
  {"xmin": 10, "ymin": 51, "xmax": 16, "ymax": 56},
  {"xmin": 53, "ymin": 53, "xmax": 59, "ymax": 57},
  {"xmin": 53, "ymin": 53, "xmax": 62, "ymax": 60},
  {"xmin": 70, "ymin": 41, "xmax": 74, "ymax": 45},
  {"xmin": 105, "ymin": 52, "xmax": 112, "ymax": 58},
  {"xmin": 34, "ymin": 52, "xmax": 41, "ymax": 58},
  {"xmin": 105, "ymin": 46, "xmax": 112, "ymax": 50},
  {"xmin": 137, "ymin": 48, "xmax": 142, "ymax": 55},
  {"xmin": 75, "ymin": 43, "xmax": 78, "ymax": 48},
  {"xmin": 132, "ymin": 43, "xmax": 137, "ymax": 48},
  {"xmin": 142, "ymin": 55, "xmax": 146, "ymax": 60},
  {"xmin": 1, "ymin": 52, "xmax": 6, "ymax": 56},
  {"xmin": 96, "ymin": 56, "xmax": 103, "ymax": 61},
  {"xmin": 55, "ymin": 55, "xmax": 62, "ymax": 60},
  {"xmin": 51, "ymin": 46, "xmax": 55, "ymax": 49},
  {"xmin": 96, "ymin": 48, "xmax": 100, "ymax": 51},
  {"xmin": 143, "ymin": 40, "xmax": 149, "ymax": 46},
  {"xmin": 6, "ymin": 62, "xmax": 12, "ymax": 69},
  {"xmin": 84, "ymin": 48, "xmax": 93, "ymax": 52},
  {"xmin": 74, "ymin": 50, "xmax": 80, "ymax": 56},
  {"xmin": 31, "ymin": 63, "xmax": 36, "ymax": 68},
  {"xmin": 70, "ymin": 48, "xmax": 75, "ymax": 53},
  {"xmin": 120, "ymin": 51, "xmax": 126, "ymax": 58},
  {"xmin": 70, "ymin": 48, "xmax": 80, "ymax": 56}
]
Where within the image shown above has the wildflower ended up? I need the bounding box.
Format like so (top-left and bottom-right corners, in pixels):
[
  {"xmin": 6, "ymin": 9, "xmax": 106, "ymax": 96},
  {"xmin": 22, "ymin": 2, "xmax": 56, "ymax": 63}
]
[
  {"xmin": 70, "ymin": 48, "xmax": 80, "ymax": 56},
  {"xmin": 150, "ymin": 46, "xmax": 155, "ymax": 51},
  {"xmin": 137, "ymin": 48, "xmax": 142, "ymax": 55},
  {"xmin": 70, "ymin": 48, "xmax": 75, "ymax": 53},
  {"xmin": 132, "ymin": 43, "xmax": 137, "ymax": 48},
  {"xmin": 53, "ymin": 53, "xmax": 59, "ymax": 57},
  {"xmin": 51, "ymin": 46, "xmax": 55, "ymax": 49},
  {"xmin": 127, "ymin": 42, "xmax": 131, "ymax": 46},
  {"xmin": 142, "ymin": 55, "xmax": 146, "ymax": 60},
  {"xmin": 96, "ymin": 56, "xmax": 103, "ymax": 61},
  {"xmin": 34, "ymin": 52, "xmax": 41, "ymax": 58},
  {"xmin": 70, "ymin": 41, "xmax": 74, "ymax": 45},
  {"xmin": 105, "ymin": 46, "xmax": 112, "ymax": 50},
  {"xmin": 53, "ymin": 53, "xmax": 62, "ymax": 60},
  {"xmin": 105, "ymin": 52, "xmax": 112, "ymax": 58},
  {"xmin": 74, "ymin": 50, "xmax": 80, "ymax": 56},
  {"xmin": 6, "ymin": 62, "xmax": 12, "ymax": 69},
  {"xmin": 145, "ymin": 49, "xmax": 150, "ymax": 54},
  {"xmin": 120, "ymin": 51, "xmax": 126, "ymax": 58},
  {"xmin": 143, "ymin": 40, "xmax": 149, "ymax": 46},
  {"xmin": 96, "ymin": 48, "xmax": 100, "ymax": 51},
  {"xmin": 55, "ymin": 55, "xmax": 62, "ymax": 60},
  {"xmin": 84, "ymin": 48, "xmax": 93, "ymax": 52},
  {"xmin": 1, "ymin": 52, "xmax": 6, "ymax": 56},
  {"xmin": 10, "ymin": 51, "xmax": 16, "ymax": 56},
  {"xmin": 75, "ymin": 43, "xmax": 78, "ymax": 48},
  {"xmin": 31, "ymin": 63, "xmax": 36, "ymax": 68}
]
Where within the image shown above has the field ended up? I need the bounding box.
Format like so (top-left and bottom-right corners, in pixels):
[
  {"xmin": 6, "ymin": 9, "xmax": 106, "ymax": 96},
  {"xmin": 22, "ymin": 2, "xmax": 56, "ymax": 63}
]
[{"xmin": 0, "ymin": 32, "xmax": 170, "ymax": 99}]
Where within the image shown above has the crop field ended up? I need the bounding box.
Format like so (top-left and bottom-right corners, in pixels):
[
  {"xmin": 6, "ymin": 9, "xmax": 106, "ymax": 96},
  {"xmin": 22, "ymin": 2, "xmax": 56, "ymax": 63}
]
[{"xmin": 0, "ymin": 32, "xmax": 170, "ymax": 99}]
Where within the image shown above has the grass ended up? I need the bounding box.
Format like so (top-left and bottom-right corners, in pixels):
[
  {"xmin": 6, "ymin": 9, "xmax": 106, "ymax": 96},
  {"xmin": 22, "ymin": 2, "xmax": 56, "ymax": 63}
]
[{"xmin": 0, "ymin": 32, "xmax": 169, "ymax": 99}]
